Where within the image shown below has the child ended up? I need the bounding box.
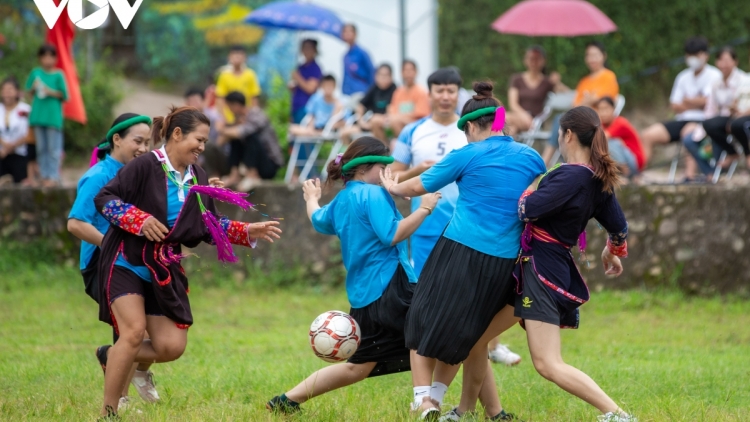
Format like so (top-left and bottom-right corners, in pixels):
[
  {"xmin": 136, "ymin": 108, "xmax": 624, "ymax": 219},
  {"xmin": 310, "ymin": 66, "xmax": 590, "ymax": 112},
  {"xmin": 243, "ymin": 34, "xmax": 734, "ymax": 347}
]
[
  {"xmin": 266, "ymin": 136, "xmax": 440, "ymax": 415},
  {"xmin": 25, "ymin": 44, "xmax": 68, "ymax": 187},
  {"xmin": 595, "ymin": 97, "xmax": 644, "ymax": 178},
  {"xmin": 288, "ymin": 74, "xmax": 342, "ymax": 137}
]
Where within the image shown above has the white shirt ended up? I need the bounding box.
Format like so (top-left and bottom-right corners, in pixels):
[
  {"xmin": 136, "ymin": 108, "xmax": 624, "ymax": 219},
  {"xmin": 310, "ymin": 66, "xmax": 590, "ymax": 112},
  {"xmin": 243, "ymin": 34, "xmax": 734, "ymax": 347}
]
[
  {"xmin": 735, "ymin": 72, "xmax": 750, "ymax": 114},
  {"xmin": 705, "ymin": 67, "xmax": 746, "ymax": 117},
  {"xmin": 393, "ymin": 116, "xmax": 467, "ymax": 167},
  {"xmin": 0, "ymin": 102, "xmax": 31, "ymax": 156},
  {"xmin": 670, "ymin": 64, "xmax": 722, "ymax": 121}
]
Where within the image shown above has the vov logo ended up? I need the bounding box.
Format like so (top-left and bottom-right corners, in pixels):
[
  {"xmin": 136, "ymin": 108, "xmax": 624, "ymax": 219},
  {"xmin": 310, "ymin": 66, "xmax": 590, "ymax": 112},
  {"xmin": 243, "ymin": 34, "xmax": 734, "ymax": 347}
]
[{"xmin": 33, "ymin": 0, "xmax": 144, "ymax": 30}]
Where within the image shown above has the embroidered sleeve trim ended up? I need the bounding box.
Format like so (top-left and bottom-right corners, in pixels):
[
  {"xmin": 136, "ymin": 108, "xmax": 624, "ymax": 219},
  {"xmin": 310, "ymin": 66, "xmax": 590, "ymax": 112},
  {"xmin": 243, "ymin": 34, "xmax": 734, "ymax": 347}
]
[
  {"xmin": 518, "ymin": 190, "xmax": 535, "ymax": 222},
  {"xmin": 101, "ymin": 199, "xmax": 153, "ymax": 236},
  {"xmin": 218, "ymin": 216, "xmax": 257, "ymax": 248}
]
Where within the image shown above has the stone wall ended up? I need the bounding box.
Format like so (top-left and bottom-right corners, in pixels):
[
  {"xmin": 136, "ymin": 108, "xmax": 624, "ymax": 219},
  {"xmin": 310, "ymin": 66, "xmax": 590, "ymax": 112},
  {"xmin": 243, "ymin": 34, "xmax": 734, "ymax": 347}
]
[{"xmin": 1, "ymin": 184, "xmax": 748, "ymax": 295}]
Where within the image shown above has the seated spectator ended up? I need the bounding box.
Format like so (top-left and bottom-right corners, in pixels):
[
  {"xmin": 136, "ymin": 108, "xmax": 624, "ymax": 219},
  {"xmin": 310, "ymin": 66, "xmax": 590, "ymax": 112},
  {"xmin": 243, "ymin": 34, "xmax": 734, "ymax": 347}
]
[
  {"xmin": 289, "ymin": 39, "xmax": 322, "ymax": 124},
  {"xmin": 542, "ymin": 41, "xmax": 616, "ymax": 165},
  {"xmin": 185, "ymin": 87, "xmax": 225, "ymax": 177},
  {"xmin": 370, "ymin": 59, "xmax": 429, "ymax": 143},
  {"xmin": 215, "ymin": 45, "xmax": 262, "ymax": 125},
  {"xmin": 0, "ymin": 77, "xmax": 31, "ymax": 185},
  {"xmin": 595, "ymin": 97, "xmax": 644, "ymax": 178},
  {"xmin": 505, "ymin": 45, "xmax": 565, "ymax": 135},
  {"xmin": 218, "ymin": 91, "xmax": 284, "ymax": 190},
  {"xmin": 683, "ymin": 46, "xmax": 749, "ymax": 179},
  {"xmin": 640, "ymin": 36, "xmax": 722, "ymax": 172},
  {"xmin": 288, "ymin": 74, "xmax": 341, "ymax": 138},
  {"xmin": 339, "ymin": 63, "xmax": 397, "ymax": 144}
]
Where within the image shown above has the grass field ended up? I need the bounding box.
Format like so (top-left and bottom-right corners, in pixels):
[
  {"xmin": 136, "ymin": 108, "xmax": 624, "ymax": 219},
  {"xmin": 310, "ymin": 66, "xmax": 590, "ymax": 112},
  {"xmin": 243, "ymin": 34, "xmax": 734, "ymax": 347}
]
[{"xmin": 1, "ymin": 266, "xmax": 749, "ymax": 421}]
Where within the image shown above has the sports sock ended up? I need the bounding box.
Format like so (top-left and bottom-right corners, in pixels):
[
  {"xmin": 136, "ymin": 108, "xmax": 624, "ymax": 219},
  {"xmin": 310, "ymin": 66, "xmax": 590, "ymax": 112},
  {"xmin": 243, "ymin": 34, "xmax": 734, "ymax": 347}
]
[
  {"xmin": 430, "ymin": 382, "xmax": 448, "ymax": 406},
  {"xmin": 413, "ymin": 386, "xmax": 430, "ymax": 408}
]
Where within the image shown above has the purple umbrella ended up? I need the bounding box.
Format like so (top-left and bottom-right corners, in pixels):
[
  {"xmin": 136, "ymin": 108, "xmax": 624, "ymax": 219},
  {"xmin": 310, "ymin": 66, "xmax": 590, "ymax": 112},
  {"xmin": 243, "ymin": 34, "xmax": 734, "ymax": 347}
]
[{"xmin": 245, "ymin": 1, "xmax": 343, "ymax": 38}]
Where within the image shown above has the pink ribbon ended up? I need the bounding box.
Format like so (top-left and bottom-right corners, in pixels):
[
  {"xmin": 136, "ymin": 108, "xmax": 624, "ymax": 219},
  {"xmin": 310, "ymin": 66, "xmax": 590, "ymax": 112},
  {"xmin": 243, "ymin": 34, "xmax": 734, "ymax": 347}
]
[
  {"xmin": 491, "ymin": 106, "xmax": 506, "ymax": 132},
  {"xmin": 89, "ymin": 147, "xmax": 99, "ymax": 168}
]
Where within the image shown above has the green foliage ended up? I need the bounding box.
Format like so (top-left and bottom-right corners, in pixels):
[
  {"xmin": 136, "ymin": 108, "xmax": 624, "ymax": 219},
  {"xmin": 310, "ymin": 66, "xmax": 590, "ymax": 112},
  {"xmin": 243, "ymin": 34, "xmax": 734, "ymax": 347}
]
[
  {"xmin": 438, "ymin": 0, "xmax": 750, "ymax": 108},
  {"xmin": 63, "ymin": 54, "xmax": 124, "ymax": 154},
  {"xmin": 266, "ymin": 73, "xmax": 291, "ymax": 150},
  {"xmin": 0, "ymin": 19, "xmax": 44, "ymax": 85}
]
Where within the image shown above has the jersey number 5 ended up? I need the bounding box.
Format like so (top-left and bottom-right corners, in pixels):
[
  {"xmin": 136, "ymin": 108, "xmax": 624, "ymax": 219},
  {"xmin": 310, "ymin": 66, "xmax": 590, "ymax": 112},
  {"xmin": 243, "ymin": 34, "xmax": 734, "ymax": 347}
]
[{"xmin": 437, "ymin": 142, "xmax": 446, "ymax": 156}]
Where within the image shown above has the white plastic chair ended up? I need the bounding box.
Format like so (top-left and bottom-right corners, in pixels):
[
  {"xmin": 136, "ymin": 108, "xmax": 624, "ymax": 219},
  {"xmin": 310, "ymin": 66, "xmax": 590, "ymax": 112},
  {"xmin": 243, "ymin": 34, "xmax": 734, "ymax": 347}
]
[{"xmin": 516, "ymin": 91, "xmax": 576, "ymax": 148}]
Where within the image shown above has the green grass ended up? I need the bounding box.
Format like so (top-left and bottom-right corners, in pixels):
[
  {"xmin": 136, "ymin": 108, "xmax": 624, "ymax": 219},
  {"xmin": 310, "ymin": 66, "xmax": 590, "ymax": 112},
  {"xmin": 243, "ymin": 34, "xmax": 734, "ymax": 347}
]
[{"xmin": 1, "ymin": 270, "xmax": 749, "ymax": 421}]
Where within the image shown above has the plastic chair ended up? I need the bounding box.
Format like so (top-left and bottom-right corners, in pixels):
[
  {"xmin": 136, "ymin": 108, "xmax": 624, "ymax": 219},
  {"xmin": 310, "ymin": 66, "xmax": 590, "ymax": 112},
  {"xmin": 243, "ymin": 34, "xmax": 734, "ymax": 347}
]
[{"xmin": 516, "ymin": 91, "xmax": 576, "ymax": 148}]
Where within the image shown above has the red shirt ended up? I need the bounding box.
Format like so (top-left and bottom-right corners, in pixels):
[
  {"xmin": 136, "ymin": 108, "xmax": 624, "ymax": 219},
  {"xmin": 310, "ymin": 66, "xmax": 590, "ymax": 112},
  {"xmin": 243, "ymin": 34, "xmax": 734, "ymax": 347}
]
[{"xmin": 604, "ymin": 116, "xmax": 645, "ymax": 170}]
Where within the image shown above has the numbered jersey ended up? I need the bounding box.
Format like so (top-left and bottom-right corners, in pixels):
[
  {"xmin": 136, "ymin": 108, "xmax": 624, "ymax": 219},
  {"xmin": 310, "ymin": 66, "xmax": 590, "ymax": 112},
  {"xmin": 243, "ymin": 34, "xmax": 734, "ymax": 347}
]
[{"xmin": 392, "ymin": 116, "xmax": 467, "ymax": 275}]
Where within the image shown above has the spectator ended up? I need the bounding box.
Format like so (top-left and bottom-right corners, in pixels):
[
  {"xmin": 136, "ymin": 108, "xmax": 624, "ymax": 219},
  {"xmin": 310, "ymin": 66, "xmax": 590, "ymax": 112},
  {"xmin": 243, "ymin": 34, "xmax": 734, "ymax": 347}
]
[
  {"xmin": 446, "ymin": 66, "xmax": 472, "ymax": 115},
  {"xmin": 288, "ymin": 75, "xmax": 342, "ymax": 138},
  {"xmin": 218, "ymin": 91, "xmax": 284, "ymax": 190},
  {"xmin": 25, "ymin": 44, "xmax": 68, "ymax": 187},
  {"xmin": 0, "ymin": 77, "xmax": 31, "ymax": 185},
  {"xmin": 542, "ymin": 41, "xmax": 617, "ymax": 165},
  {"xmin": 505, "ymin": 46, "xmax": 565, "ymax": 135},
  {"xmin": 371, "ymin": 60, "xmax": 430, "ymax": 143},
  {"xmin": 683, "ymin": 46, "xmax": 749, "ymax": 178},
  {"xmin": 289, "ymin": 39, "xmax": 323, "ymax": 124},
  {"xmin": 595, "ymin": 96, "xmax": 644, "ymax": 178},
  {"xmin": 339, "ymin": 63, "xmax": 397, "ymax": 144},
  {"xmin": 184, "ymin": 87, "xmax": 225, "ymax": 178},
  {"xmin": 215, "ymin": 45, "xmax": 262, "ymax": 125},
  {"xmin": 341, "ymin": 23, "xmax": 375, "ymax": 96},
  {"xmin": 640, "ymin": 36, "xmax": 722, "ymax": 167}
]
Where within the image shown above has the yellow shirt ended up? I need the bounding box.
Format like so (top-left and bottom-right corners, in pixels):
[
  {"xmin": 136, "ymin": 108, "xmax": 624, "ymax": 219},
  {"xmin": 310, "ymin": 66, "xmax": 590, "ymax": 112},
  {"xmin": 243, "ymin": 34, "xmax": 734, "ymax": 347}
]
[{"xmin": 215, "ymin": 67, "xmax": 262, "ymax": 123}]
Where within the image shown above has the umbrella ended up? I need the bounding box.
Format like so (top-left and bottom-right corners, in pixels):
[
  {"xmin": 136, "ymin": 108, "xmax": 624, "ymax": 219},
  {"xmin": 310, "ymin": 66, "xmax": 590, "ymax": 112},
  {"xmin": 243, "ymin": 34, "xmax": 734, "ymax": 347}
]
[
  {"xmin": 491, "ymin": 0, "xmax": 616, "ymax": 37},
  {"xmin": 245, "ymin": 1, "xmax": 343, "ymax": 38}
]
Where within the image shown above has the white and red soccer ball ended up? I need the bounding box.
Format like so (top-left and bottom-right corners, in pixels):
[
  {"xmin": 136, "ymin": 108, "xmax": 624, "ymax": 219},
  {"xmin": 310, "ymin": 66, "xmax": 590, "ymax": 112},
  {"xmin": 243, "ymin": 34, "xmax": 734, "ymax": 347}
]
[{"xmin": 309, "ymin": 310, "xmax": 361, "ymax": 362}]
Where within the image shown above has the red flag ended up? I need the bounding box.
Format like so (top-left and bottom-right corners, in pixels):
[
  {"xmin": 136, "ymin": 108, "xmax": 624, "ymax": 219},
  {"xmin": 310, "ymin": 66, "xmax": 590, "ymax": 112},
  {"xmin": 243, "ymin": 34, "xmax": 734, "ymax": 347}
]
[{"xmin": 45, "ymin": 1, "xmax": 87, "ymax": 124}]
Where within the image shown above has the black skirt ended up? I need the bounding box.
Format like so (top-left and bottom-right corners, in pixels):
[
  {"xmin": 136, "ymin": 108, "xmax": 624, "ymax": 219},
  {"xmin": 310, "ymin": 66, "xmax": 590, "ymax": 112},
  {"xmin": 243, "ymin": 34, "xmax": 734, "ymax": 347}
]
[
  {"xmin": 348, "ymin": 264, "xmax": 414, "ymax": 378},
  {"xmin": 405, "ymin": 237, "xmax": 516, "ymax": 365}
]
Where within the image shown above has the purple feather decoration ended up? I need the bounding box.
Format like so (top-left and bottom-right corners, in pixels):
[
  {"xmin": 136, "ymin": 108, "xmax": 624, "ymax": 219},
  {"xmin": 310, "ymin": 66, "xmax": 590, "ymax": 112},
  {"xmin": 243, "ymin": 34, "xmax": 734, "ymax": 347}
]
[
  {"xmin": 190, "ymin": 185, "xmax": 254, "ymax": 211},
  {"xmin": 201, "ymin": 211, "xmax": 238, "ymax": 263}
]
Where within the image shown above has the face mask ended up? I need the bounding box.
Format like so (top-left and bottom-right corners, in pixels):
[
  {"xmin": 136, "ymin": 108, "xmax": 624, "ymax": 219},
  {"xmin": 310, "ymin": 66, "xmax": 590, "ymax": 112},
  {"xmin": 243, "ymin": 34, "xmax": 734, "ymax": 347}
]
[{"xmin": 686, "ymin": 56, "xmax": 704, "ymax": 70}]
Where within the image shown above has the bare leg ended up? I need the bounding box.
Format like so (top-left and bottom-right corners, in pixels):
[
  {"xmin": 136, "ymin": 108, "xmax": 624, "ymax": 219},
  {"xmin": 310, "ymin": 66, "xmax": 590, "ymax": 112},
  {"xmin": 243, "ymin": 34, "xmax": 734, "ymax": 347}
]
[
  {"xmin": 284, "ymin": 362, "xmax": 376, "ymax": 403},
  {"xmin": 525, "ymin": 319, "xmax": 622, "ymax": 414},
  {"xmin": 681, "ymin": 123, "xmax": 699, "ymax": 180},
  {"xmin": 488, "ymin": 337, "xmax": 499, "ymax": 350},
  {"xmin": 457, "ymin": 305, "xmax": 518, "ymax": 414},
  {"xmin": 433, "ymin": 359, "xmax": 503, "ymax": 417},
  {"xmin": 641, "ymin": 123, "xmax": 671, "ymax": 163},
  {"xmin": 121, "ymin": 364, "xmax": 136, "ymax": 397}
]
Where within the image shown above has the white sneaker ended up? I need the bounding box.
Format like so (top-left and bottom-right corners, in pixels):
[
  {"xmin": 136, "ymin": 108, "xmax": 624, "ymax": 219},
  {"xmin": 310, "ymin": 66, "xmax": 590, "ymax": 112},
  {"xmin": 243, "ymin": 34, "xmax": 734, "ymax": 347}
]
[
  {"xmin": 598, "ymin": 412, "xmax": 638, "ymax": 422},
  {"xmin": 489, "ymin": 344, "xmax": 521, "ymax": 366},
  {"xmin": 438, "ymin": 408, "xmax": 461, "ymax": 421},
  {"xmin": 117, "ymin": 397, "xmax": 143, "ymax": 415},
  {"xmin": 131, "ymin": 370, "xmax": 160, "ymax": 403}
]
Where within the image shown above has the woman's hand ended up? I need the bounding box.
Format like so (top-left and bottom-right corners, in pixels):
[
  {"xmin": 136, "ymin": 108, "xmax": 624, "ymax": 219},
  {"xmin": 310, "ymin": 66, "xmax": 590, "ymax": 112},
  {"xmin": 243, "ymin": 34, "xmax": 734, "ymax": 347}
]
[
  {"xmin": 247, "ymin": 221, "xmax": 282, "ymax": 243},
  {"xmin": 379, "ymin": 167, "xmax": 399, "ymax": 193},
  {"xmin": 208, "ymin": 177, "xmax": 225, "ymax": 188},
  {"xmin": 302, "ymin": 178, "xmax": 322, "ymax": 202},
  {"xmin": 601, "ymin": 247, "xmax": 623, "ymax": 277},
  {"xmin": 421, "ymin": 192, "xmax": 442, "ymax": 210},
  {"xmin": 142, "ymin": 217, "xmax": 169, "ymax": 242}
]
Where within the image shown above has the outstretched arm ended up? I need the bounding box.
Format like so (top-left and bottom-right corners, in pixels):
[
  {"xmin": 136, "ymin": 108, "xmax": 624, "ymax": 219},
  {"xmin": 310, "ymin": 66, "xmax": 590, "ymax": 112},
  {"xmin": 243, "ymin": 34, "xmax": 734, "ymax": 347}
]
[
  {"xmin": 380, "ymin": 167, "xmax": 427, "ymax": 199},
  {"xmin": 303, "ymin": 179, "xmax": 322, "ymax": 222},
  {"xmin": 390, "ymin": 192, "xmax": 441, "ymax": 245}
]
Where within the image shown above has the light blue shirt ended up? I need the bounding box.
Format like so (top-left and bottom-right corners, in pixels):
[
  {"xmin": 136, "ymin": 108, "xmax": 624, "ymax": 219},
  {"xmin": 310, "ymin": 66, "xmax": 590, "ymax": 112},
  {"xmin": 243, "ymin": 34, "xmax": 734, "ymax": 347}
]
[
  {"xmin": 312, "ymin": 181, "xmax": 417, "ymax": 308},
  {"xmin": 68, "ymin": 155, "xmax": 124, "ymax": 270},
  {"xmin": 420, "ymin": 136, "xmax": 546, "ymax": 258},
  {"xmin": 305, "ymin": 92, "xmax": 336, "ymax": 129}
]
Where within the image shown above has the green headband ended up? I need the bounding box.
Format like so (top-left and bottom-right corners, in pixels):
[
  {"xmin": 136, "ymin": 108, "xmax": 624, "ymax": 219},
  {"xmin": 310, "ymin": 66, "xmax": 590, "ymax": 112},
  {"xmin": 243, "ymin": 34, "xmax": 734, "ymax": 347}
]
[
  {"xmin": 341, "ymin": 155, "xmax": 394, "ymax": 172},
  {"xmin": 456, "ymin": 106, "xmax": 498, "ymax": 130},
  {"xmin": 104, "ymin": 115, "xmax": 152, "ymax": 146}
]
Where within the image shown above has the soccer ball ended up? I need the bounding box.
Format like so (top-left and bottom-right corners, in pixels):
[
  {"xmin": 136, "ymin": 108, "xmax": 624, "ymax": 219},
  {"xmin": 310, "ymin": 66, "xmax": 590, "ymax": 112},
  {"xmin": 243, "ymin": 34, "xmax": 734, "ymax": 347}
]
[{"xmin": 309, "ymin": 310, "xmax": 361, "ymax": 363}]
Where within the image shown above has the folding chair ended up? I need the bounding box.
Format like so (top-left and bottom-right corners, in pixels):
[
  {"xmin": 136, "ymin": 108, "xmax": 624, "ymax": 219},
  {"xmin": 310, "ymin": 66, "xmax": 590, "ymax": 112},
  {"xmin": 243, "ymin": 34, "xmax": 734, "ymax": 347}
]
[
  {"xmin": 711, "ymin": 135, "xmax": 739, "ymax": 183},
  {"xmin": 516, "ymin": 91, "xmax": 576, "ymax": 148},
  {"xmin": 284, "ymin": 110, "xmax": 348, "ymax": 184}
]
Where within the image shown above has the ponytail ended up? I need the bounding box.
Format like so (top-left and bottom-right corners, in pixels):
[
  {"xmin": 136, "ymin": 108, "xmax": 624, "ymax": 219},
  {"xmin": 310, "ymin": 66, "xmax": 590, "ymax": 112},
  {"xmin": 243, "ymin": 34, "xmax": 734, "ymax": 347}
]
[{"xmin": 559, "ymin": 106, "xmax": 620, "ymax": 193}]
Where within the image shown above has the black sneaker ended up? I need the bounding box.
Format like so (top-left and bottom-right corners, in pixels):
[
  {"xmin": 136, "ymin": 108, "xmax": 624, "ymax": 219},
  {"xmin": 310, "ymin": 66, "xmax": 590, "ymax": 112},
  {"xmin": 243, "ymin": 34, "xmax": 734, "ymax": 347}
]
[
  {"xmin": 96, "ymin": 345, "xmax": 111, "ymax": 374},
  {"xmin": 489, "ymin": 410, "xmax": 524, "ymax": 421},
  {"xmin": 266, "ymin": 395, "xmax": 301, "ymax": 414},
  {"xmin": 96, "ymin": 405, "xmax": 120, "ymax": 421}
]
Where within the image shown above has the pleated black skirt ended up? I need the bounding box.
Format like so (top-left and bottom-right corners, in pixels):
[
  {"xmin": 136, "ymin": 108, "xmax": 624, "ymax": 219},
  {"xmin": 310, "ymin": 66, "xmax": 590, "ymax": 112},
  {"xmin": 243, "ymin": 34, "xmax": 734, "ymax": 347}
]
[{"xmin": 404, "ymin": 236, "xmax": 517, "ymax": 365}]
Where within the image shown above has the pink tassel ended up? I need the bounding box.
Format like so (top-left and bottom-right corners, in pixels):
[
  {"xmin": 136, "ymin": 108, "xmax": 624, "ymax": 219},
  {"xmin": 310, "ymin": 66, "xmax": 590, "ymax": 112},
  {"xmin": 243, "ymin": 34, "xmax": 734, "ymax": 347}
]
[
  {"xmin": 491, "ymin": 107, "xmax": 506, "ymax": 132},
  {"xmin": 578, "ymin": 231, "xmax": 587, "ymax": 253},
  {"xmin": 201, "ymin": 211, "xmax": 238, "ymax": 263},
  {"xmin": 521, "ymin": 224, "xmax": 532, "ymax": 252},
  {"xmin": 89, "ymin": 147, "xmax": 99, "ymax": 168},
  {"xmin": 190, "ymin": 185, "xmax": 254, "ymax": 211}
]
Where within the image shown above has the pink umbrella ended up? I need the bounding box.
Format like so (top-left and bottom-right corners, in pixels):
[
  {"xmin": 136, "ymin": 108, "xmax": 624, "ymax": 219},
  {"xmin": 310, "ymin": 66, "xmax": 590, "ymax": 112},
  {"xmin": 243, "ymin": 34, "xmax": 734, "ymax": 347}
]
[{"xmin": 492, "ymin": 0, "xmax": 617, "ymax": 37}]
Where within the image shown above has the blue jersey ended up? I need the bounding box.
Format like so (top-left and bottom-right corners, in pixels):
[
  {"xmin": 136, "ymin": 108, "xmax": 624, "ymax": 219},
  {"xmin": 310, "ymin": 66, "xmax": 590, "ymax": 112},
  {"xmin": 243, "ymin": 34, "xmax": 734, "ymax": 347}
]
[
  {"xmin": 342, "ymin": 44, "xmax": 375, "ymax": 95},
  {"xmin": 312, "ymin": 181, "xmax": 417, "ymax": 308},
  {"xmin": 69, "ymin": 155, "xmax": 124, "ymax": 270},
  {"xmin": 420, "ymin": 136, "xmax": 546, "ymax": 258}
]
